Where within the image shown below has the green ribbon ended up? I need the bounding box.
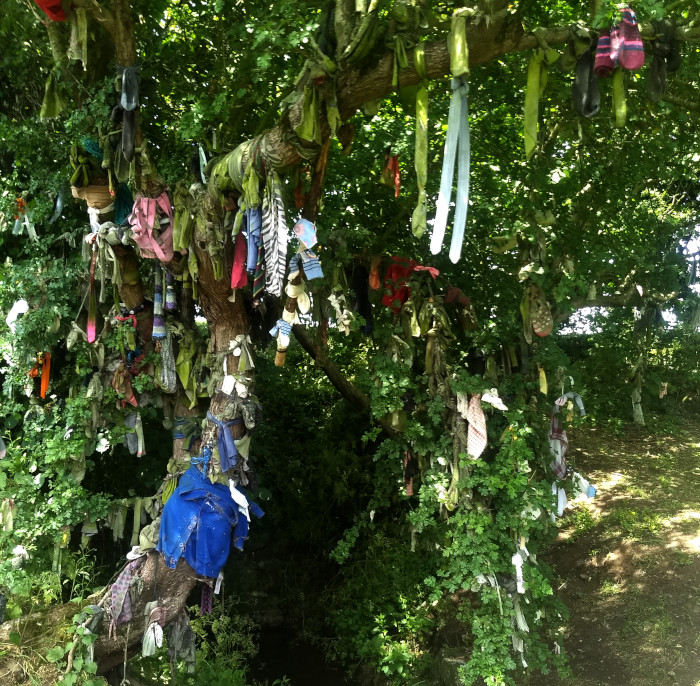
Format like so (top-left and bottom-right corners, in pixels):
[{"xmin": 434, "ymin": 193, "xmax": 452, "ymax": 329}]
[
  {"xmin": 612, "ymin": 67, "xmax": 626, "ymax": 129},
  {"xmin": 40, "ymin": 68, "xmax": 66, "ymax": 120},
  {"xmin": 412, "ymin": 43, "xmax": 429, "ymax": 238},
  {"xmin": 524, "ymin": 42, "xmax": 559, "ymax": 160},
  {"xmin": 176, "ymin": 329, "xmax": 199, "ymax": 408},
  {"xmin": 449, "ymin": 14, "xmax": 469, "ymax": 78},
  {"xmin": 242, "ymin": 164, "xmax": 261, "ymax": 208},
  {"xmin": 173, "ymin": 181, "xmax": 195, "ymax": 253},
  {"xmin": 393, "ymin": 35, "xmax": 409, "ymax": 88},
  {"xmin": 295, "ymin": 86, "xmax": 322, "ymax": 145}
]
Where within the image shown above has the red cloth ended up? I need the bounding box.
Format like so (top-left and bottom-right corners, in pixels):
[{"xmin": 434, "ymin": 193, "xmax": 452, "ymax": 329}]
[
  {"xmin": 34, "ymin": 0, "xmax": 68, "ymax": 21},
  {"xmin": 381, "ymin": 256, "xmax": 439, "ymax": 313},
  {"xmin": 40, "ymin": 352, "xmax": 51, "ymax": 399},
  {"xmin": 382, "ymin": 154, "xmax": 401, "ymax": 198},
  {"xmin": 445, "ymin": 286, "xmax": 470, "ymax": 307},
  {"xmin": 230, "ymin": 232, "xmax": 248, "ymax": 289}
]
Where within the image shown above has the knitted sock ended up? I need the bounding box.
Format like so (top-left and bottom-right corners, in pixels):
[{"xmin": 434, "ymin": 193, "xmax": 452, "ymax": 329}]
[
  {"xmin": 618, "ymin": 6, "xmax": 645, "ymax": 70},
  {"xmin": 594, "ymin": 30, "xmax": 615, "ymax": 77}
]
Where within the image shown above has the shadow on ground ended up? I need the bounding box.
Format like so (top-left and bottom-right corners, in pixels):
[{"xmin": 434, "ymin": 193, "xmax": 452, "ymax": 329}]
[{"xmin": 521, "ymin": 418, "xmax": 700, "ymax": 686}]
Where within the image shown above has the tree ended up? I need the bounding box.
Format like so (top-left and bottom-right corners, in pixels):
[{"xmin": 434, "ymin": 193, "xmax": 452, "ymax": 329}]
[{"xmin": 0, "ymin": 0, "xmax": 699, "ymax": 684}]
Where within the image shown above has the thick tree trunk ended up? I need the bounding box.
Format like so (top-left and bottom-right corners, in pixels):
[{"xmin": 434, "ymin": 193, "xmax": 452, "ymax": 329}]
[
  {"xmin": 45, "ymin": 0, "xmax": 700, "ymax": 675},
  {"xmin": 95, "ymin": 558, "xmax": 197, "ymax": 675}
]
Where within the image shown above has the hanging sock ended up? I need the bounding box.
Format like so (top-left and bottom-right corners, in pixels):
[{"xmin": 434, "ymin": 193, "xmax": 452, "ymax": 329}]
[
  {"xmin": 122, "ymin": 110, "xmax": 137, "ymax": 164},
  {"xmin": 270, "ymin": 318, "xmax": 293, "ymax": 354},
  {"xmin": 647, "ymin": 16, "xmax": 682, "ymax": 102},
  {"xmin": 595, "ymin": 29, "xmax": 615, "ymax": 77},
  {"xmin": 120, "ymin": 65, "xmax": 141, "ymax": 111},
  {"xmin": 524, "ymin": 33, "xmax": 560, "ymax": 158},
  {"xmin": 412, "ymin": 43, "xmax": 429, "ymax": 238},
  {"xmin": 152, "ymin": 261, "xmax": 166, "ymax": 340},
  {"xmin": 573, "ymin": 47, "xmax": 600, "ymax": 118},
  {"xmin": 131, "ymin": 497, "xmax": 143, "ymax": 547},
  {"xmin": 617, "ymin": 6, "xmax": 644, "ymax": 70}
]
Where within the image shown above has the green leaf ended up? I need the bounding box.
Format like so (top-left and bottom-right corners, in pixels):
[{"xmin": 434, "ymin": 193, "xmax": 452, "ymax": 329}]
[
  {"xmin": 46, "ymin": 645, "xmax": 65, "ymax": 662},
  {"xmin": 8, "ymin": 631, "xmax": 21, "ymax": 646}
]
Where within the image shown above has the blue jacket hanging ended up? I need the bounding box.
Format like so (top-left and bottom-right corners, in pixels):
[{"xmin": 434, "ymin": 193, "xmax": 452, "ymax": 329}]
[{"xmin": 157, "ymin": 465, "xmax": 263, "ymax": 578}]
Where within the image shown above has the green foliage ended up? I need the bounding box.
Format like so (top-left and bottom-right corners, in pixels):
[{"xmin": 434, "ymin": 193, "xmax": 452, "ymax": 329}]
[
  {"xmin": 189, "ymin": 597, "xmax": 260, "ymax": 674},
  {"xmin": 1, "ymin": 0, "xmax": 700, "ymax": 684}
]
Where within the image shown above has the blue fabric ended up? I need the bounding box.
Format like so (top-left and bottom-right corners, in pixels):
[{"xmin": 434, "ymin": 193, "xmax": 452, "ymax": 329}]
[
  {"xmin": 206, "ymin": 412, "xmax": 243, "ymax": 472},
  {"xmin": 296, "ymin": 249, "xmax": 323, "ymax": 280},
  {"xmin": 156, "ymin": 465, "xmax": 263, "ymax": 577},
  {"xmin": 269, "ymin": 319, "xmax": 292, "ymax": 338},
  {"xmin": 431, "ymin": 76, "xmax": 470, "ymax": 264},
  {"xmin": 246, "ymin": 207, "xmax": 262, "ymax": 272}
]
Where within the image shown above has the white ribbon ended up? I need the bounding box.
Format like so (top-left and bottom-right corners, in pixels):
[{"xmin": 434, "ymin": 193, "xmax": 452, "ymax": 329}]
[{"xmin": 229, "ymin": 479, "xmax": 251, "ymax": 522}]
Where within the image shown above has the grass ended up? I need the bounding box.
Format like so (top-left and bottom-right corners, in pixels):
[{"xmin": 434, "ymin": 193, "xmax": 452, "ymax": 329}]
[{"xmin": 519, "ymin": 413, "xmax": 700, "ymax": 686}]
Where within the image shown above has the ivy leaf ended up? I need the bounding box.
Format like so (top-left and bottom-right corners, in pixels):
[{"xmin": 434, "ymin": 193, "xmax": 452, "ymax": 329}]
[{"xmin": 46, "ymin": 645, "xmax": 65, "ymax": 662}]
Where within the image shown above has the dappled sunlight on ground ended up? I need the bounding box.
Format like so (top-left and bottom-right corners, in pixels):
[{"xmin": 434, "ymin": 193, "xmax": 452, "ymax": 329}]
[{"xmin": 520, "ymin": 416, "xmax": 700, "ymax": 686}]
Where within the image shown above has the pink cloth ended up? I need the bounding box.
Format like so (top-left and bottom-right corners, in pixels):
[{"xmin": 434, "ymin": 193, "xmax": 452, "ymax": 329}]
[
  {"xmin": 129, "ymin": 192, "xmax": 175, "ymax": 261},
  {"xmin": 467, "ymin": 394, "xmax": 487, "ymax": 459},
  {"xmin": 231, "ymin": 233, "xmax": 248, "ymax": 289}
]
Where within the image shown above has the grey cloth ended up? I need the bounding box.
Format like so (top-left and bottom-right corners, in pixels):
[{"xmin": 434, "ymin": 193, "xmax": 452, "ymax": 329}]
[
  {"xmin": 160, "ymin": 331, "xmax": 177, "ymax": 394},
  {"xmin": 167, "ymin": 610, "xmax": 196, "ymax": 673}
]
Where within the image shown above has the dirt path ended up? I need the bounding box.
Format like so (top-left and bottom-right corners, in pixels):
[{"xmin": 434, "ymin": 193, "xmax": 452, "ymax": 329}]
[{"xmin": 528, "ymin": 418, "xmax": 700, "ymax": 686}]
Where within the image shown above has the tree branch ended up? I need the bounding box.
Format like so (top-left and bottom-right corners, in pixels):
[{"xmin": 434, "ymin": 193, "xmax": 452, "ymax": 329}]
[
  {"xmin": 662, "ymin": 91, "xmax": 700, "ymax": 112},
  {"xmin": 251, "ymin": 13, "xmax": 700, "ymax": 174},
  {"xmin": 291, "ymin": 324, "xmax": 399, "ymax": 437}
]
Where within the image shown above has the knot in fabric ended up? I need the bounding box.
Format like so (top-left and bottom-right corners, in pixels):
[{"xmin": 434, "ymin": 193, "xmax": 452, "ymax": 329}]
[{"xmin": 205, "ymin": 413, "xmax": 244, "ymax": 472}]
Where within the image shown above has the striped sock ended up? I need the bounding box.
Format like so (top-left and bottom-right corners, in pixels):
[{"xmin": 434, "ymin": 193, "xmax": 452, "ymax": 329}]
[
  {"xmin": 594, "ymin": 30, "xmax": 615, "ymax": 77},
  {"xmin": 618, "ymin": 7, "xmax": 645, "ymax": 70}
]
